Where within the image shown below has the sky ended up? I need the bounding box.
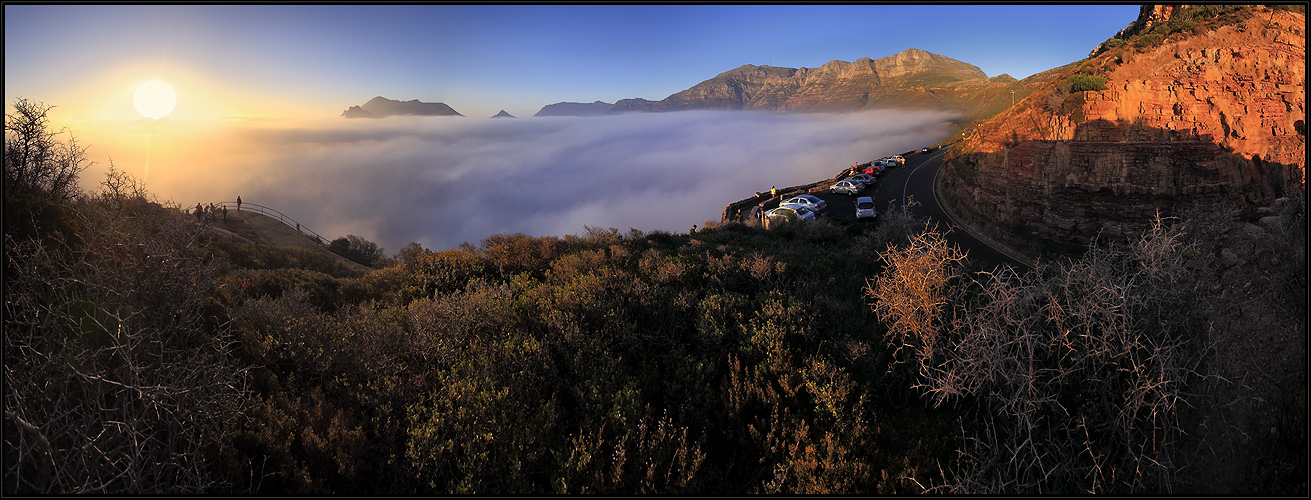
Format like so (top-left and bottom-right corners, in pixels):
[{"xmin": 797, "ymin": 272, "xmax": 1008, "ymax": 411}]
[
  {"xmin": 4, "ymin": 4, "xmax": 1141, "ymax": 253},
  {"xmin": 6, "ymin": 4, "xmax": 1140, "ymax": 120}
]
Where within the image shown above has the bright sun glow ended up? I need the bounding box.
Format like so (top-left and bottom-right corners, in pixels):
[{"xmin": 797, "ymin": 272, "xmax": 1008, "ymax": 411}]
[{"xmin": 133, "ymin": 80, "xmax": 176, "ymax": 120}]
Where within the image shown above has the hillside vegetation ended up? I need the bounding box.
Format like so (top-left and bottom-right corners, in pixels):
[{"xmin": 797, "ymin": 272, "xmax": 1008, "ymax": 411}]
[{"xmin": 5, "ymin": 97, "xmax": 1305, "ymax": 494}]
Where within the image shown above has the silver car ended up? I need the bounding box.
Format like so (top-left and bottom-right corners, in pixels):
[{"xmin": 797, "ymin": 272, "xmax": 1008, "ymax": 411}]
[
  {"xmin": 780, "ymin": 194, "xmax": 827, "ymax": 213},
  {"xmin": 855, "ymin": 196, "xmax": 877, "ymax": 219},
  {"xmin": 765, "ymin": 206, "xmax": 816, "ymax": 223},
  {"xmin": 829, "ymin": 180, "xmax": 864, "ymax": 196}
]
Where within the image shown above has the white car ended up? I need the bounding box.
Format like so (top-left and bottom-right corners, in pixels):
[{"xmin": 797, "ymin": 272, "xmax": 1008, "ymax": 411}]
[
  {"xmin": 891, "ymin": 155, "xmax": 905, "ymax": 166},
  {"xmin": 780, "ymin": 194, "xmax": 827, "ymax": 213},
  {"xmin": 855, "ymin": 197, "xmax": 877, "ymax": 219},
  {"xmin": 765, "ymin": 206, "xmax": 816, "ymax": 223},
  {"xmin": 829, "ymin": 180, "xmax": 864, "ymax": 196}
]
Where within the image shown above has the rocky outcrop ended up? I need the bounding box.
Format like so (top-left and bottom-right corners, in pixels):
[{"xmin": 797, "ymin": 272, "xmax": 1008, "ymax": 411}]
[
  {"xmin": 608, "ymin": 48, "xmax": 1013, "ymax": 118},
  {"xmin": 943, "ymin": 5, "xmax": 1305, "ymax": 259},
  {"xmin": 341, "ymin": 96, "xmax": 463, "ymax": 118},
  {"xmin": 1089, "ymin": 4, "xmax": 1195, "ymax": 56}
]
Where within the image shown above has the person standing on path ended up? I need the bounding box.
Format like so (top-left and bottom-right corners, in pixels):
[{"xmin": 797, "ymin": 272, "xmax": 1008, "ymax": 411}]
[
  {"xmin": 236, "ymin": 196, "xmax": 242, "ymax": 211},
  {"xmin": 222, "ymin": 204, "xmax": 228, "ymax": 222}
]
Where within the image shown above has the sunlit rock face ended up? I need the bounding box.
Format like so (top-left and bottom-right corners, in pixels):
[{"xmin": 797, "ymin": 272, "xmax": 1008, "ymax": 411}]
[{"xmin": 942, "ymin": 5, "xmax": 1305, "ymax": 258}]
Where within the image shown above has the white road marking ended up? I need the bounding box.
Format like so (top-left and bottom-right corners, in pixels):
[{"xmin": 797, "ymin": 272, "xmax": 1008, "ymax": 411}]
[{"xmin": 903, "ymin": 150, "xmax": 945, "ymax": 208}]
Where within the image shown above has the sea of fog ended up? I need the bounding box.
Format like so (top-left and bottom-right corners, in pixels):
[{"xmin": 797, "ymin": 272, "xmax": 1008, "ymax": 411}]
[{"xmin": 84, "ymin": 109, "xmax": 956, "ymax": 254}]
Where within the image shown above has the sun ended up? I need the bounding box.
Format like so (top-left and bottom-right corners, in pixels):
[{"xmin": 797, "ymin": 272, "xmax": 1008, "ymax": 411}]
[{"xmin": 134, "ymin": 80, "xmax": 176, "ymax": 120}]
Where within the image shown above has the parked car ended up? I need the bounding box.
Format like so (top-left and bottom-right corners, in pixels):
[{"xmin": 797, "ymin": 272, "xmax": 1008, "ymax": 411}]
[
  {"xmin": 780, "ymin": 194, "xmax": 827, "ymax": 213},
  {"xmin": 848, "ymin": 173, "xmax": 876, "ymax": 187},
  {"xmin": 765, "ymin": 206, "xmax": 815, "ymax": 223},
  {"xmin": 864, "ymin": 164, "xmax": 884, "ymax": 176},
  {"xmin": 921, "ymin": 147, "xmax": 931, "ymax": 153},
  {"xmin": 855, "ymin": 197, "xmax": 877, "ymax": 219},
  {"xmin": 891, "ymin": 155, "xmax": 905, "ymax": 166},
  {"xmin": 829, "ymin": 179, "xmax": 864, "ymax": 195}
]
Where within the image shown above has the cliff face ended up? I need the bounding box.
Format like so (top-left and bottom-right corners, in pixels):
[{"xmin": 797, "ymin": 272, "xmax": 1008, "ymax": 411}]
[
  {"xmin": 943, "ymin": 5, "xmax": 1305, "ymax": 258},
  {"xmin": 609, "ymin": 48, "xmax": 1009, "ymax": 117}
]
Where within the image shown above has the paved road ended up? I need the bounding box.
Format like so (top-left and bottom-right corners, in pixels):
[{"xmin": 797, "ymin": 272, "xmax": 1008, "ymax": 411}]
[{"xmin": 766, "ymin": 150, "xmax": 1030, "ymax": 272}]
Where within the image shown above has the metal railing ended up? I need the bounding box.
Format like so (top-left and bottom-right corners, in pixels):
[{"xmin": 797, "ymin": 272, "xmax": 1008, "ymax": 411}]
[
  {"xmin": 214, "ymin": 201, "xmax": 333, "ymax": 247},
  {"xmin": 214, "ymin": 201, "xmax": 376, "ymax": 267}
]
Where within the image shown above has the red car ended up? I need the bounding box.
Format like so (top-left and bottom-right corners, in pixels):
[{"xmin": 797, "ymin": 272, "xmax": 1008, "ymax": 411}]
[{"xmin": 863, "ymin": 164, "xmax": 884, "ymax": 176}]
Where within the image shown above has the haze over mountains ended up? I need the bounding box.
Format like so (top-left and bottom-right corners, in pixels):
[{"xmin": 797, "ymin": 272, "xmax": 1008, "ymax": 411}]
[{"xmin": 342, "ymin": 48, "xmax": 1036, "ymax": 121}]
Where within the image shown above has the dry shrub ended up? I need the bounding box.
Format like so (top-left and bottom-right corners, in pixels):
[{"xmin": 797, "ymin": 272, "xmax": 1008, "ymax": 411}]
[
  {"xmin": 866, "ymin": 226, "xmax": 966, "ymax": 370},
  {"xmin": 868, "ymin": 213, "xmax": 1212, "ymax": 493},
  {"xmin": 4, "ymin": 169, "xmax": 250, "ymax": 494}
]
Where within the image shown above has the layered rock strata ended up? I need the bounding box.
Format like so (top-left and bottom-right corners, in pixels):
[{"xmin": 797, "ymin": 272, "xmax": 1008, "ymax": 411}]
[{"xmin": 943, "ymin": 6, "xmax": 1305, "ymax": 259}]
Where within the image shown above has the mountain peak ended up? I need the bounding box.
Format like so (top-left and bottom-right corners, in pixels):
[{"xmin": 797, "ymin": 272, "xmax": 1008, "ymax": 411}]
[
  {"xmin": 534, "ymin": 101, "xmax": 614, "ymax": 117},
  {"xmin": 609, "ymin": 48, "xmax": 991, "ymax": 114},
  {"xmin": 342, "ymin": 96, "xmax": 463, "ymax": 118},
  {"xmin": 491, "ymin": 110, "xmax": 516, "ymax": 118}
]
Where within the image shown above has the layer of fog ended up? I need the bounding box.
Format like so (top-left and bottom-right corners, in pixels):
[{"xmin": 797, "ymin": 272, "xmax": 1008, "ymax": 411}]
[{"xmin": 87, "ymin": 110, "xmax": 956, "ymax": 253}]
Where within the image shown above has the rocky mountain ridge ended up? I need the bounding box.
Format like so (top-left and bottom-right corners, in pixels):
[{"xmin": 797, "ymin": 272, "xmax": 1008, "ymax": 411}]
[
  {"xmin": 342, "ymin": 96, "xmax": 463, "ymax": 118},
  {"xmin": 344, "ymin": 48, "xmax": 1050, "ymax": 122},
  {"xmin": 941, "ymin": 4, "xmax": 1305, "ymax": 259},
  {"xmin": 606, "ymin": 48, "xmax": 1009, "ymax": 117},
  {"xmin": 533, "ymin": 101, "xmax": 613, "ymax": 117}
]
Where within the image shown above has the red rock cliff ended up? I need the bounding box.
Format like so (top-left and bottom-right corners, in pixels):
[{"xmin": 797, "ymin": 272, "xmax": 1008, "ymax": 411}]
[{"xmin": 943, "ymin": 5, "xmax": 1305, "ymax": 258}]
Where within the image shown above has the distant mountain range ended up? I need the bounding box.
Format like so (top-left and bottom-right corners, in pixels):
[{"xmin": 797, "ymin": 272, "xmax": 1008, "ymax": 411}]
[
  {"xmin": 538, "ymin": 48, "xmax": 1028, "ymax": 120},
  {"xmin": 342, "ymin": 96, "xmax": 463, "ymax": 118},
  {"xmin": 609, "ymin": 48, "xmax": 1009, "ymax": 115},
  {"xmin": 533, "ymin": 101, "xmax": 614, "ymax": 117},
  {"xmin": 343, "ymin": 48, "xmax": 1045, "ymax": 121}
]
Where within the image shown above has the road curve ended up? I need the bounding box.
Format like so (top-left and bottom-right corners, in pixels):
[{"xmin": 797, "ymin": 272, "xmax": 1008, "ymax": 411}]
[
  {"xmin": 889, "ymin": 149, "xmax": 1031, "ymax": 271},
  {"xmin": 778, "ymin": 149, "xmax": 1031, "ymax": 272}
]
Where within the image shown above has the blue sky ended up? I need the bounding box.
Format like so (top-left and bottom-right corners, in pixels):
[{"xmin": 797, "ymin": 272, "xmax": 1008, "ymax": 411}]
[{"xmin": 6, "ymin": 4, "xmax": 1141, "ymax": 120}]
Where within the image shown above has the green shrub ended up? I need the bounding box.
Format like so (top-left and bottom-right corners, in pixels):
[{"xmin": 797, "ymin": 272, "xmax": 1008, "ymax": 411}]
[
  {"xmin": 1135, "ymin": 33, "xmax": 1164, "ymax": 48},
  {"xmin": 329, "ymin": 234, "xmax": 385, "ymax": 267},
  {"xmin": 1104, "ymin": 38, "xmax": 1125, "ymax": 49},
  {"xmin": 1066, "ymin": 74, "xmax": 1108, "ymax": 93},
  {"xmin": 1061, "ymin": 92, "xmax": 1088, "ymax": 122}
]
